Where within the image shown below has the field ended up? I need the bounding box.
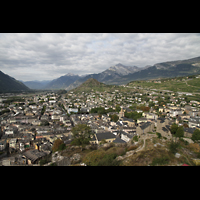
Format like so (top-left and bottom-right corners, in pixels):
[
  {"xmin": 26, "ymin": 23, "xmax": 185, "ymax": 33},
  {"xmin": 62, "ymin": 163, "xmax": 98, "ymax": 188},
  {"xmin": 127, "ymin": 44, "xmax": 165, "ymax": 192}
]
[{"xmin": 127, "ymin": 75, "xmax": 200, "ymax": 93}]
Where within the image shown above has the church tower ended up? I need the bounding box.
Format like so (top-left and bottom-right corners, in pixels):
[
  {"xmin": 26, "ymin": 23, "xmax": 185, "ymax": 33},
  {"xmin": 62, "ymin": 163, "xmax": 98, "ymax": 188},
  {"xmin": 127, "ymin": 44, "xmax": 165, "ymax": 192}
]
[{"xmin": 119, "ymin": 107, "xmax": 124, "ymax": 119}]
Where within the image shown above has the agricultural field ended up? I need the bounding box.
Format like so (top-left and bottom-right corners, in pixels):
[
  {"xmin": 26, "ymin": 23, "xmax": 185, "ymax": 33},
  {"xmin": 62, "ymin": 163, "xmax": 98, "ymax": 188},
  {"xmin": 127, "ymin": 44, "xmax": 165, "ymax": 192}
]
[{"xmin": 127, "ymin": 75, "xmax": 200, "ymax": 93}]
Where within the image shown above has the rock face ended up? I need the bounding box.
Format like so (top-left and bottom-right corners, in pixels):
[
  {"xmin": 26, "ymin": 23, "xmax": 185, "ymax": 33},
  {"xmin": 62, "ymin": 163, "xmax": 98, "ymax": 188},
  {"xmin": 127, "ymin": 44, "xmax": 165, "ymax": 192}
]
[
  {"xmin": 51, "ymin": 150, "xmax": 82, "ymax": 166},
  {"xmin": 70, "ymin": 153, "xmax": 81, "ymax": 164},
  {"xmin": 52, "ymin": 151, "xmax": 71, "ymax": 166}
]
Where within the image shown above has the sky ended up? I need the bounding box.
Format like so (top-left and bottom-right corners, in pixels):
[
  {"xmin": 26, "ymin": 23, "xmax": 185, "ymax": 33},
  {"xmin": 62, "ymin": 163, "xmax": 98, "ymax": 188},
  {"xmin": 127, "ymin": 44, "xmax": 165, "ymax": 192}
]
[{"xmin": 0, "ymin": 33, "xmax": 200, "ymax": 81}]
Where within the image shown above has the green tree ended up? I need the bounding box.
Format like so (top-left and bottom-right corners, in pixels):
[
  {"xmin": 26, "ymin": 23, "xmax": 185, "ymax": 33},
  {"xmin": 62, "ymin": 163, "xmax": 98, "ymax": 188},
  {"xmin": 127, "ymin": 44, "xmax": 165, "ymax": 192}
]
[
  {"xmin": 115, "ymin": 105, "xmax": 121, "ymax": 112},
  {"xmin": 156, "ymin": 132, "xmax": 162, "ymax": 138},
  {"xmin": 175, "ymin": 126, "xmax": 184, "ymax": 138},
  {"xmin": 191, "ymin": 129, "xmax": 200, "ymax": 142},
  {"xmin": 71, "ymin": 124, "xmax": 93, "ymax": 145},
  {"xmin": 110, "ymin": 114, "xmax": 119, "ymax": 122},
  {"xmin": 170, "ymin": 123, "xmax": 178, "ymax": 136}
]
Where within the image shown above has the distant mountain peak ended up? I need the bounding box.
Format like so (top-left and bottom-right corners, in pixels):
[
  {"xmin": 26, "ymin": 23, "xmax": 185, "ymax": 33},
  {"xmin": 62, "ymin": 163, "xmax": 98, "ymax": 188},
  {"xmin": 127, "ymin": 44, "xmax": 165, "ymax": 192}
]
[
  {"xmin": 65, "ymin": 73, "xmax": 78, "ymax": 76},
  {"xmin": 115, "ymin": 63, "xmax": 124, "ymax": 67}
]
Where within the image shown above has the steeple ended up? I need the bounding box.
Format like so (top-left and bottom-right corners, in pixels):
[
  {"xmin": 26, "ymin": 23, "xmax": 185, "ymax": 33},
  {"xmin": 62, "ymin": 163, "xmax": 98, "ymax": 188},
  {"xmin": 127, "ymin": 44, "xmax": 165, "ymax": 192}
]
[{"xmin": 119, "ymin": 106, "xmax": 124, "ymax": 119}]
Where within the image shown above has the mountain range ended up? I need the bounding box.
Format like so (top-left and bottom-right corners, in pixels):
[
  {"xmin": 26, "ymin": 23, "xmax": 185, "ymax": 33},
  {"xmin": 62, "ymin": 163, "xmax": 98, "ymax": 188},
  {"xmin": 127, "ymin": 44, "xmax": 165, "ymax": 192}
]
[
  {"xmin": 1, "ymin": 56, "xmax": 200, "ymax": 92},
  {"xmin": 63, "ymin": 56, "xmax": 200, "ymax": 90}
]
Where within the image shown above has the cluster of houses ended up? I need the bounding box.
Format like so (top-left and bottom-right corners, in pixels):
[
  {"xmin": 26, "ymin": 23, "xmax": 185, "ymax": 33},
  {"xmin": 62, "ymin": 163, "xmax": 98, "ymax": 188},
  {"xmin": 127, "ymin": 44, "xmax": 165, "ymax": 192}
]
[{"xmin": 1, "ymin": 86, "xmax": 200, "ymax": 165}]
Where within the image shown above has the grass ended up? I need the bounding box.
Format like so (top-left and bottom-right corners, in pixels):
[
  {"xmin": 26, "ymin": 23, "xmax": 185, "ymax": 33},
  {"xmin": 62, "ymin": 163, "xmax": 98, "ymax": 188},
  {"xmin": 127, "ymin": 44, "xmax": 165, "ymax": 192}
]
[
  {"xmin": 128, "ymin": 76, "xmax": 200, "ymax": 93},
  {"xmin": 150, "ymin": 156, "xmax": 170, "ymax": 166},
  {"xmin": 82, "ymin": 146, "xmax": 123, "ymax": 166},
  {"xmin": 57, "ymin": 136, "xmax": 199, "ymax": 166}
]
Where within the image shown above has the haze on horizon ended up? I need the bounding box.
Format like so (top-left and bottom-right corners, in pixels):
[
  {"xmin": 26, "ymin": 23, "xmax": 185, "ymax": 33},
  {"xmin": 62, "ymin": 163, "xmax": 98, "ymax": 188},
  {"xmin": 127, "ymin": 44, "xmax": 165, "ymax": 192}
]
[{"xmin": 0, "ymin": 33, "xmax": 200, "ymax": 81}]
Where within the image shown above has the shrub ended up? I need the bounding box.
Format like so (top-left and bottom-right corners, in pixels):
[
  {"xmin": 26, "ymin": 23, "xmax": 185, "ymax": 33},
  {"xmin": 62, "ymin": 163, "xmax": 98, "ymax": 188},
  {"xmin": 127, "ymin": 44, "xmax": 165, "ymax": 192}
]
[
  {"xmin": 169, "ymin": 141, "xmax": 179, "ymax": 154},
  {"xmin": 191, "ymin": 129, "xmax": 200, "ymax": 142},
  {"xmin": 97, "ymin": 153, "xmax": 120, "ymax": 166},
  {"xmin": 83, "ymin": 150, "xmax": 106, "ymax": 166},
  {"xmin": 132, "ymin": 135, "xmax": 138, "ymax": 142},
  {"xmin": 150, "ymin": 156, "xmax": 169, "ymax": 166},
  {"xmin": 52, "ymin": 139, "xmax": 64, "ymax": 152},
  {"xmin": 83, "ymin": 149, "xmax": 121, "ymax": 166},
  {"xmin": 156, "ymin": 132, "xmax": 162, "ymax": 138}
]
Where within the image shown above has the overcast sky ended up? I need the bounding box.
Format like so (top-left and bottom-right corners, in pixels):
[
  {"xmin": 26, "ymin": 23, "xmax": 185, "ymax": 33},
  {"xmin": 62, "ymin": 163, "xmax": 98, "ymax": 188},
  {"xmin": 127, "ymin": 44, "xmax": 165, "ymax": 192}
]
[{"xmin": 0, "ymin": 33, "xmax": 200, "ymax": 81}]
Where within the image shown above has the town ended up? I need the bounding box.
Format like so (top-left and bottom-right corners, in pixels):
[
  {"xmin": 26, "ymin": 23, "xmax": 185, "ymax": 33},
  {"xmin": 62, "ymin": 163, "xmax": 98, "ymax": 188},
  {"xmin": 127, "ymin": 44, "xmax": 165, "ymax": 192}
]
[{"xmin": 1, "ymin": 77, "xmax": 200, "ymax": 166}]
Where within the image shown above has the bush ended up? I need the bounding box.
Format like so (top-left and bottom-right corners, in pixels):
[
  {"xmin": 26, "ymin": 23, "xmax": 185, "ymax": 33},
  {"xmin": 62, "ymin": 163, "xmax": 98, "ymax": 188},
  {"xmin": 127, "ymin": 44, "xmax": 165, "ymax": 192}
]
[
  {"xmin": 169, "ymin": 141, "xmax": 179, "ymax": 154},
  {"xmin": 150, "ymin": 156, "xmax": 169, "ymax": 166},
  {"xmin": 156, "ymin": 132, "xmax": 162, "ymax": 138},
  {"xmin": 97, "ymin": 153, "xmax": 120, "ymax": 166},
  {"xmin": 52, "ymin": 139, "xmax": 64, "ymax": 152},
  {"xmin": 71, "ymin": 124, "xmax": 93, "ymax": 146},
  {"xmin": 83, "ymin": 149, "xmax": 121, "ymax": 166},
  {"xmin": 83, "ymin": 150, "xmax": 106, "ymax": 166},
  {"xmin": 132, "ymin": 135, "xmax": 138, "ymax": 142},
  {"xmin": 191, "ymin": 129, "xmax": 200, "ymax": 142}
]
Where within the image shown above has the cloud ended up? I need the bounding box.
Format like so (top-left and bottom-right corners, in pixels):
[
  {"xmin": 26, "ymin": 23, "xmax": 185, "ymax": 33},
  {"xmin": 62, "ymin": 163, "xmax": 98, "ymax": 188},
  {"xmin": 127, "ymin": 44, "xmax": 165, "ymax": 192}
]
[{"xmin": 0, "ymin": 33, "xmax": 200, "ymax": 81}]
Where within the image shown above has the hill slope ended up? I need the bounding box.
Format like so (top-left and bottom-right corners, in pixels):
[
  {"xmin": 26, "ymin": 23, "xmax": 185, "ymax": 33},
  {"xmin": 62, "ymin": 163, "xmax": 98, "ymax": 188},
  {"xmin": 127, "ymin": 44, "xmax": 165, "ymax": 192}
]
[
  {"xmin": 112, "ymin": 56, "xmax": 200, "ymax": 85},
  {"xmin": 65, "ymin": 64, "xmax": 140, "ymax": 90},
  {"xmin": 23, "ymin": 80, "xmax": 51, "ymax": 90},
  {"xmin": 44, "ymin": 73, "xmax": 80, "ymax": 90},
  {"xmin": 71, "ymin": 78, "xmax": 120, "ymax": 93},
  {"xmin": 0, "ymin": 70, "xmax": 30, "ymax": 92},
  {"xmin": 66, "ymin": 56, "xmax": 200, "ymax": 89},
  {"xmin": 127, "ymin": 73, "xmax": 200, "ymax": 93}
]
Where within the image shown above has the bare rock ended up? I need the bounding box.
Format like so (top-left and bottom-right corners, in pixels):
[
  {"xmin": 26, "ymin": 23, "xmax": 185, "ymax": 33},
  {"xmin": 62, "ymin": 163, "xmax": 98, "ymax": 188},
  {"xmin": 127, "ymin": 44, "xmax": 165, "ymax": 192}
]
[{"xmin": 70, "ymin": 153, "xmax": 81, "ymax": 164}]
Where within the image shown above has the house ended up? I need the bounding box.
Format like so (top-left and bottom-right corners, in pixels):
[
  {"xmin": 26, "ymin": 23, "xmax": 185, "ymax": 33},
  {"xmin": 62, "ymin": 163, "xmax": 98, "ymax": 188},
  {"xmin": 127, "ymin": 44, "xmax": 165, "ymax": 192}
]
[
  {"xmin": 136, "ymin": 122, "xmax": 154, "ymax": 136},
  {"xmin": 137, "ymin": 117, "xmax": 148, "ymax": 124},
  {"xmin": 120, "ymin": 131, "xmax": 133, "ymax": 142},
  {"xmin": 51, "ymin": 114, "xmax": 60, "ymax": 120},
  {"xmin": 120, "ymin": 117, "xmax": 135, "ymax": 127},
  {"xmin": 142, "ymin": 112, "xmax": 158, "ymax": 120},
  {"xmin": 156, "ymin": 118, "xmax": 171, "ymax": 138},
  {"xmin": 184, "ymin": 127, "xmax": 196, "ymax": 138},
  {"xmin": 68, "ymin": 108, "xmax": 78, "ymax": 114},
  {"xmin": 90, "ymin": 132, "xmax": 116, "ymax": 144},
  {"xmin": 23, "ymin": 149, "xmax": 48, "ymax": 165},
  {"xmin": 113, "ymin": 136, "xmax": 126, "ymax": 144},
  {"xmin": 9, "ymin": 138, "xmax": 17, "ymax": 149},
  {"xmin": 169, "ymin": 109, "xmax": 183, "ymax": 117},
  {"xmin": 188, "ymin": 117, "xmax": 200, "ymax": 128},
  {"xmin": 189, "ymin": 111, "xmax": 200, "ymax": 117}
]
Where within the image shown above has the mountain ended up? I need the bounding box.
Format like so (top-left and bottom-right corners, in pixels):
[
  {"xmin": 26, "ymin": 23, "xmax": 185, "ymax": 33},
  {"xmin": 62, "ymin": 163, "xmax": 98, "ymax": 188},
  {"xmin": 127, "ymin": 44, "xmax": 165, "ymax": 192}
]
[
  {"xmin": 106, "ymin": 63, "xmax": 140, "ymax": 76},
  {"xmin": 0, "ymin": 70, "xmax": 30, "ymax": 92},
  {"xmin": 23, "ymin": 80, "xmax": 51, "ymax": 90},
  {"xmin": 111, "ymin": 56, "xmax": 200, "ymax": 85},
  {"xmin": 72, "ymin": 78, "xmax": 112, "ymax": 93},
  {"xmin": 22, "ymin": 56, "xmax": 200, "ymax": 91},
  {"xmin": 65, "ymin": 64, "xmax": 140, "ymax": 90},
  {"xmin": 44, "ymin": 73, "xmax": 80, "ymax": 90}
]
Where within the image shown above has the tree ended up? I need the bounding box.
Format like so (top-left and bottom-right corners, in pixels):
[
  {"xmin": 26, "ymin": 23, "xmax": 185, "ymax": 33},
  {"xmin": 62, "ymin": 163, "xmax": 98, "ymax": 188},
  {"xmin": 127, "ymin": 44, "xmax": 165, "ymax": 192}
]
[
  {"xmin": 170, "ymin": 123, "xmax": 178, "ymax": 143},
  {"xmin": 175, "ymin": 126, "xmax": 184, "ymax": 138},
  {"xmin": 110, "ymin": 114, "xmax": 119, "ymax": 122},
  {"xmin": 170, "ymin": 123, "xmax": 178, "ymax": 136},
  {"xmin": 191, "ymin": 129, "xmax": 200, "ymax": 142},
  {"xmin": 115, "ymin": 105, "xmax": 121, "ymax": 112},
  {"xmin": 71, "ymin": 124, "xmax": 93, "ymax": 145},
  {"xmin": 52, "ymin": 139, "xmax": 64, "ymax": 152}
]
